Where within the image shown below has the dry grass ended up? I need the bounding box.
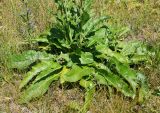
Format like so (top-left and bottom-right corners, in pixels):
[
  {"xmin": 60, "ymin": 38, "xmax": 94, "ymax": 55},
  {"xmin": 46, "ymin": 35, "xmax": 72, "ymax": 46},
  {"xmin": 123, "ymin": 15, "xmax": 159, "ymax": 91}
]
[{"xmin": 0, "ymin": 0, "xmax": 160, "ymax": 113}]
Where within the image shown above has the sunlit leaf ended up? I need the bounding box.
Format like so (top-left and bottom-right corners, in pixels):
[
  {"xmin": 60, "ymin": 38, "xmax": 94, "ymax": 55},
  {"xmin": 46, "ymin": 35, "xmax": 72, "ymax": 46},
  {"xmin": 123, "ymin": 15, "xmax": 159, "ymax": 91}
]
[
  {"xmin": 19, "ymin": 60, "xmax": 58, "ymax": 89},
  {"xmin": 19, "ymin": 74, "xmax": 59, "ymax": 104},
  {"xmin": 79, "ymin": 52, "xmax": 94, "ymax": 64},
  {"xmin": 62, "ymin": 65, "xmax": 94, "ymax": 82},
  {"xmin": 10, "ymin": 50, "xmax": 53, "ymax": 70}
]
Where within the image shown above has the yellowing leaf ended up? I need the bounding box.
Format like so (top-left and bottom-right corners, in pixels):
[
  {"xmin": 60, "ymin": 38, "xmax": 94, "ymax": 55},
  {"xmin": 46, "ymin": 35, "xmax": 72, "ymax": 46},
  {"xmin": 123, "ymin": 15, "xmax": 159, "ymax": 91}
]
[{"xmin": 62, "ymin": 65, "xmax": 94, "ymax": 82}]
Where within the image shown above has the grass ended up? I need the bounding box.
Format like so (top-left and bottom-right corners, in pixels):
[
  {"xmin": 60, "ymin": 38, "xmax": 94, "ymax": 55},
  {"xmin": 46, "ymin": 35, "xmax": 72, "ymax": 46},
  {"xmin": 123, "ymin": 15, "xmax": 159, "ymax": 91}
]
[{"xmin": 0, "ymin": 0, "xmax": 160, "ymax": 112}]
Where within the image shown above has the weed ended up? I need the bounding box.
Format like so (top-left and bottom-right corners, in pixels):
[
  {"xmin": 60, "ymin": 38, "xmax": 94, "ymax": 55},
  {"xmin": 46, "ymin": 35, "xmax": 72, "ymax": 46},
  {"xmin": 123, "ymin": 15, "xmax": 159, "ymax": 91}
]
[{"xmin": 10, "ymin": 0, "xmax": 150, "ymax": 112}]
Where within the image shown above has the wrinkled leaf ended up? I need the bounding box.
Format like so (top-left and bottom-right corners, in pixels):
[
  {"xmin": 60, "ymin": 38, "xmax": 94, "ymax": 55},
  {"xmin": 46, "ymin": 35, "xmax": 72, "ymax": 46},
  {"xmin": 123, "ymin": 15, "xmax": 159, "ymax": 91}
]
[
  {"xmin": 33, "ymin": 62, "xmax": 62, "ymax": 83},
  {"xmin": 83, "ymin": 16, "xmax": 109, "ymax": 35},
  {"xmin": 19, "ymin": 60, "xmax": 57, "ymax": 89},
  {"xmin": 98, "ymin": 69, "xmax": 135, "ymax": 98},
  {"xmin": 19, "ymin": 74, "xmax": 59, "ymax": 104},
  {"xmin": 87, "ymin": 28, "xmax": 107, "ymax": 47},
  {"xmin": 10, "ymin": 50, "xmax": 53, "ymax": 70},
  {"xmin": 79, "ymin": 52, "xmax": 94, "ymax": 64},
  {"xmin": 130, "ymin": 55, "xmax": 148, "ymax": 64},
  {"xmin": 120, "ymin": 40, "xmax": 142, "ymax": 56},
  {"xmin": 111, "ymin": 58, "xmax": 138, "ymax": 93},
  {"xmin": 62, "ymin": 65, "xmax": 94, "ymax": 82},
  {"xmin": 96, "ymin": 45, "xmax": 129, "ymax": 63}
]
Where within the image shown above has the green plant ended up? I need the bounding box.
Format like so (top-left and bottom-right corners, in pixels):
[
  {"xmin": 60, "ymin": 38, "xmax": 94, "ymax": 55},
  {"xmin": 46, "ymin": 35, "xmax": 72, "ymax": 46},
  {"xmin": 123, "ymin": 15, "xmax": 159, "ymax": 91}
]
[{"xmin": 10, "ymin": 0, "xmax": 149, "ymax": 112}]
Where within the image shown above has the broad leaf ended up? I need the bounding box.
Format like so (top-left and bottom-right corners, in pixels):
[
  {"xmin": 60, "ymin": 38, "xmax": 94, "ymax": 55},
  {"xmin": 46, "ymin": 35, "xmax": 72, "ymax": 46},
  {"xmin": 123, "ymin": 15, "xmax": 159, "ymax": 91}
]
[
  {"xmin": 137, "ymin": 73, "xmax": 149, "ymax": 103},
  {"xmin": 79, "ymin": 52, "xmax": 94, "ymax": 64},
  {"xmin": 62, "ymin": 65, "xmax": 94, "ymax": 82},
  {"xmin": 130, "ymin": 55, "xmax": 148, "ymax": 64},
  {"xmin": 33, "ymin": 62, "xmax": 62, "ymax": 83},
  {"xmin": 10, "ymin": 50, "xmax": 53, "ymax": 70},
  {"xmin": 19, "ymin": 74, "xmax": 59, "ymax": 104},
  {"xmin": 79, "ymin": 83, "xmax": 95, "ymax": 113},
  {"xmin": 111, "ymin": 58, "xmax": 138, "ymax": 93},
  {"xmin": 83, "ymin": 16, "xmax": 109, "ymax": 35},
  {"xmin": 19, "ymin": 60, "xmax": 57, "ymax": 89},
  {"xmin": 96, "ymin": 45, "xmax": 129, "ymax": 63},
  {"xmin": 87, "ymin": 28, "xmax": 107, "ymax": 47},
  {"xmin": 119, "ymin": 40, "xmax": 142, "ymax": 56},
  {"xmin": 59, "ymin": 66, "xmax": 70, "ymax": 83},
  {"xmin": 98, "ymin": 69, "xmax": 135, "ymax": 98},
  {"xmin": 94, "ymin": 73, "xmax": 108, "ymax": 85}
]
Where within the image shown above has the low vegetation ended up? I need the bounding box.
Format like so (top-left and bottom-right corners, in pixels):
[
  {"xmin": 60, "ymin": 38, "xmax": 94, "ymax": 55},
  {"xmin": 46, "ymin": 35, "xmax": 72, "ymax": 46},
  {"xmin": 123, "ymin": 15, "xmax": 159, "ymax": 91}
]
[{"xmin": 1, "ymin": 0, "xmax": 160, "ymax": 113}]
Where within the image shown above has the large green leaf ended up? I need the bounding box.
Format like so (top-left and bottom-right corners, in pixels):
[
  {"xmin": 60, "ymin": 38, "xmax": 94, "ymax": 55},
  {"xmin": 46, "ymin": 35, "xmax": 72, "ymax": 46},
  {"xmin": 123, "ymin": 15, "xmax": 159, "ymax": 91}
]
[
  {"xmin": 10, "ymin": 50, "xmax": 53, "ymax": 70},
  {"xmin": 19, "ymin": 74, "xmax": 59, "ymax": 104},
  {"xmin": 87, "ymin": 28, "xmax": 107, "ymax": 47},
  {"xmin": 61, "ymin": 65, "xmax": 94, "ymax": 82},
  {"xmin": 119, "ymin": 40, "xmax": 141, "ymax": 56},
  {"xmin": 98, "ymin": 69, "xmax": 135, "ymax": 98},
  {"xmin": 19, "ymin": 60, "xmax": 58, "ymax": 89},
  {"xmin": 79, "ymin": 52, "xmax": 94, "ymax": 64},
  {"xmin": 94, "ymin": 73, "xmax": 108, "ymax": 85},
  {"xmin": 83, "ymin": 16, "xmax": 109, "ymax": 35},
  {"xmin": 96, "ymin": 45, "xmax": 129, "ymax": 63},
  {"xmin": 111, "ymin": 58, "xmax": 138, "ymax": 93},
  {"xmin": 130, "ymin": 55, "xmax": 148, "ymax": 64},
  {"xmin": 33, "ymin": 62, "xmax": 62, "ymax": 83}
]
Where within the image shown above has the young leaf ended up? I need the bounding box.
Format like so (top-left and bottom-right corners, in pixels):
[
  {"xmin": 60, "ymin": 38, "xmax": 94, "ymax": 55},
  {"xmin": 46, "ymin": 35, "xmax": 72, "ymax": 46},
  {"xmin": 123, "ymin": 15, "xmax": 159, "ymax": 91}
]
[{"xmin": 79, "ymin": 79, "xmax": 94, "ymax": 89}]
